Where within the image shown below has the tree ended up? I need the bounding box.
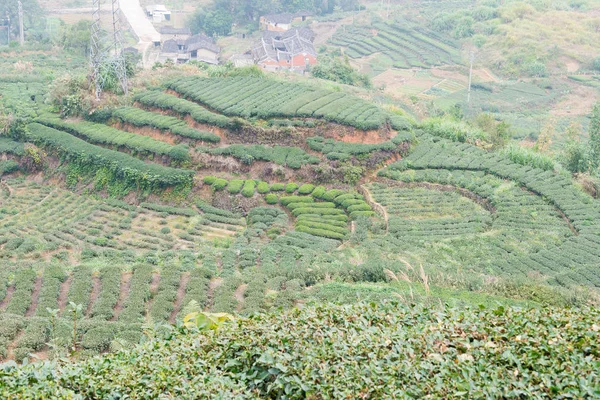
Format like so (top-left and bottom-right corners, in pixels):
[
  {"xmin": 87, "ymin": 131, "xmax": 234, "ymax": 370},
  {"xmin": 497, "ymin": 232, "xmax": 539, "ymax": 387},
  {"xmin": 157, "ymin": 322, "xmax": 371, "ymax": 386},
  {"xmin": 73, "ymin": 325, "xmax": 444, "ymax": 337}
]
[
  {"xmin": 59, "ymin": 20, "xmax": 91, "ymax": 55},
  {"xmin": 593, "ymin": 57, "xmax": 600, "ymax": 72},
  {"xmin": 311, "ymin": 55, "xmax": 372, "ymax": 88},
  {"xmin": 562, "ymin": 122, "xmax": 589, "ymax": 173},
  {"xmin": 189, "ymin": 7, "xmax": 232, "ymax": 36},
  {"xmin": 535, "ymin": 118, "xmax": 554, "ymax": 153},
  {"xmin": 590, "ymin": 102, "xmax": 600, "ymax": 169},
  {"xmin": 0, "ymin": 0, "xmax": 45, "ymax": 41}
]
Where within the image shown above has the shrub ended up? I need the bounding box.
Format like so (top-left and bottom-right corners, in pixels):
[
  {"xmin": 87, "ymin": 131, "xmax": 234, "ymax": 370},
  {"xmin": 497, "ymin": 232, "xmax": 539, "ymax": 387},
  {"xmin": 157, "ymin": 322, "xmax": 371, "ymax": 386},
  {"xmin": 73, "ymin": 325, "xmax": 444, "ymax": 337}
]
[
  {"xmin": 241, "ymin": 180, "xmax": 256, "ymax": 198},
  {"xmin": 203, "ymin": 176, "xmax": 217, "ymax": 185},
  {"xmin": 311, "ymin": 186, "xmax": 327, "ymax": 199},
  {"xmin": 285, "ymin": 183, "xmax": 299, "ymax": 193},
  {"xmin": 322, "ymin": 189, "xmax": 345, "ymax": 202},
  {"xmin": 256, "ymin": 181, "xmax": 270, "ymax": 194},
  {"xmin": 265, "ymin": 194, "xmax": 278, "ymax": 204},
  {"xmin": 270, "ymin": 183, "xmax": 285, "ymax": 192},
  {"xmin": 227, "ymin": 179, "xmax": 244, "ymax": 194},
  {"xmin": 280, "ymin": 196, "xmax": 314, "ymax": 206},
  {"xmin": 212, "ymin": 179, "xmax": 228, "ymax": 191},
  {"xmin": 297, "ymin": 184, "xmax": 315, "ymax": 194}
]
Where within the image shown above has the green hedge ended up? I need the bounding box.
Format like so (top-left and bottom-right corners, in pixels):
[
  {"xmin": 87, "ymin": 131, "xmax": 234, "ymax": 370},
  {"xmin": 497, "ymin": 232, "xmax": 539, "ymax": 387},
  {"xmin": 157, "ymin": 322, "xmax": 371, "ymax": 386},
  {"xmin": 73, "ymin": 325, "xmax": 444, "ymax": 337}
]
[
  {"xmin": 241, "ymin": 180, "xmax": 256, "ymax": 198},
  {"xmin": 296, "ymin": 225, "xmax": 346, "ymax": 240},
  {"xmin": 37, "ymin": 116, "xmax": 190, "ymax": 161},
  {"xmin": 2, "ymin": 303, "xmax": 599, "ymax": 398},
  {"xmin": 265, "ymin": 193, "xmax": 278, "ymax": 204},
  {"xmin": 0, "ymin": 138, "xmax": 25, "ymax": 156},
  {"xmin": 227, "ymin": 179, "xmax": 244, "ymax": 194},
  {"xmin": 256, "ymin": 181, "xmax": 270, "ymax": 194},
  {"xmin": 297, "ymin": 184, "xmax": 315, "ymax": 194},
  {"xmin": 134, "ymin": 91, "xmax": 232, "ymax": 128},
  {"xmin": 111, "ymin": 107, "xmax": 220, "ymax": 143},
  {"xmin": 270, "ymin": 183, "xmax": 285, "ymax": 192},
  {"xmin": 207, "ymin": 145, "xmax": 319, "ymax": 169},
  {"xmin": 279, "ymin": 196, "xmax": 314, "ymax": 206},
  {"xmin": 26, "ymin": 123, "xmax": 193, "ymax": 190}
]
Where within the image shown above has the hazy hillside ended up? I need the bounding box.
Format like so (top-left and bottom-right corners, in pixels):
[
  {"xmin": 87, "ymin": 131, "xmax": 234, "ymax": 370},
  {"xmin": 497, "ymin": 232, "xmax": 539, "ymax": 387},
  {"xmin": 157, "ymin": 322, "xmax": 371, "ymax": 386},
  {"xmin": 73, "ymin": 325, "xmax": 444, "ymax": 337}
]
[{"xmin": 0, "ymin": 0, "xmax": 599, "ymax": 397}]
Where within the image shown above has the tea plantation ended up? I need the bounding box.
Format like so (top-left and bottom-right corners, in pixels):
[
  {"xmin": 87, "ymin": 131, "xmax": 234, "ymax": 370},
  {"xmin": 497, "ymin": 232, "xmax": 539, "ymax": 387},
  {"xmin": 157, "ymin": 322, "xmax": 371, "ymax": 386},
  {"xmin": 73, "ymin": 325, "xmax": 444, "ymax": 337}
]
[{"xmin": 0, "ymin": 70, "xmax": 599, "ymax": 397}]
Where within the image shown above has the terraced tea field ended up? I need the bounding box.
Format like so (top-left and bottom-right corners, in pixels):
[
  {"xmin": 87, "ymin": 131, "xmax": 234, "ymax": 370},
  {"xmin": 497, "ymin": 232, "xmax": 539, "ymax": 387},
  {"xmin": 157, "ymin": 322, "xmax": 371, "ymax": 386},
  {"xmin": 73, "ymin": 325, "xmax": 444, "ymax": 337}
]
[
  {"xmin": 378, "ymin": 133, "xmax": 600, "ymax": 287},
  {"xmin": 0, "ymin": 179, "xmax": 244, "ymax": 260},
  {"xmin": 2, "ymin": 73, "xmax": 600, "ymax": 366},
  {"xmin": 329, "ymin": 22, "xmax": 462, "ymax": 69}
]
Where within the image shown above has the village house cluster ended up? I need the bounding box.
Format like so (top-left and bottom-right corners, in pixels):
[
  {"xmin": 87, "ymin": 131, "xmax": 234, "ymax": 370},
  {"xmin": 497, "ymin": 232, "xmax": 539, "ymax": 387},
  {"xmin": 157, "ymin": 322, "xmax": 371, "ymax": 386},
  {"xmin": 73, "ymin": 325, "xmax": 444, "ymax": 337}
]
[{"xmin": 153, "ymin": 8, "xmax": 318, "ymax": 71}]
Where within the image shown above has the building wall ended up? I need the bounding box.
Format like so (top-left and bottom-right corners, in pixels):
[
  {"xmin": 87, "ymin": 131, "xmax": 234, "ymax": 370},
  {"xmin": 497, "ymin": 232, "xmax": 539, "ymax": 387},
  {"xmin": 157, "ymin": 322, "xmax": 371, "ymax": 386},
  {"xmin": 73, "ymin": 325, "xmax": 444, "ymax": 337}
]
[
  {"xmin": 193, "ymin": 48, "xmax": 219, "ymax": 64},
  {"xmin": 258, "ymin": 53, "xmax": 317, "ymax": 71}
]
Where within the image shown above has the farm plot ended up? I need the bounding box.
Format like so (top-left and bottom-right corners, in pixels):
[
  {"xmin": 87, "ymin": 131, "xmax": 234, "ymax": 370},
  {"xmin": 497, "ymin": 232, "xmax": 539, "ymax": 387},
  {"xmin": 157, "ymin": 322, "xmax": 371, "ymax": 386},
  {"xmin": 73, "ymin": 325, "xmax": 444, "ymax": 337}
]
[
  {"xmin": 37, "ymin": 116, "xmax": 189, "ymax": 161},
  {"xmin": 0, "ymin": 179, "xmax": 243, "ymax": 259},
  {"xmin": 329, "ymin": 22, "xmax": 462, "ymax": 68},
  {"xmin": 110, "ymin": 107, "xmax": 221, "ymax": 143},
  {"xmin": 203, "ymin": 176, "xmax": 375, "ymax": 240},
  {"xmin": 164, "ymin": 76, "xmax": 409, "ymax": 131},
  {"xmin": 25, "ymin": 123, "xmax": 194, "ymax": 190},
  {"xmin": 377, "ymin": 133, "xmax": 600, "ymax": 287},
  {"xmin": 371, "ymin": 186, "xmax": 493, "ymax": 239}
]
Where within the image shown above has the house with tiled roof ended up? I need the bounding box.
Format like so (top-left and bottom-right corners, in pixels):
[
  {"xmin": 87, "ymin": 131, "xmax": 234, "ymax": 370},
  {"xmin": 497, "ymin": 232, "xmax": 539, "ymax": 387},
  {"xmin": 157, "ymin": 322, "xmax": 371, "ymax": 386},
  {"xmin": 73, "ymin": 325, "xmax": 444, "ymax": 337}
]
[
  {"xmin": 158, "ymin": 33, "xmax": 220, "ymax": 65},
  {"xmin": 251, "ymin": 27, "xmax": 317, "ymax": 71}
]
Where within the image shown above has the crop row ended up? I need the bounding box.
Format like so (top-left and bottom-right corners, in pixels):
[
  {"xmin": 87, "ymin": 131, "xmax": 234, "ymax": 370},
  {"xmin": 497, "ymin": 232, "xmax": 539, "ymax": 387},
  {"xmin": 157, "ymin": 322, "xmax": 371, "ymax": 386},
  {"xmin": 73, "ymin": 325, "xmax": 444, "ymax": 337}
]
[
  {"xmin": 37, "ymin": 115, "xmax": 189, "ymax": 161},
  {"xmin": 165, "ymin": 77, "xmax": 404, "ymax": 131},
  {"xmin": 306, "ymin": 136, "xmax": 399, "ymax": 160},
  {"xmin": 330, "ymin": 22, "xmax": 460, "ymax": 67},
  {"xmin": 111, "ymin": 107, "xmax": 220, "ymax": 143},
  {"xmin": 134, "ymin": 91, "xmax": 232, "ymax": 128},
  {"xmin": 25, "ymin": 123, "xmax": 194, "ymax": 189},
  {"xmin": 0, "ymin": 137, "xmax": 25, "ymax": 156}
]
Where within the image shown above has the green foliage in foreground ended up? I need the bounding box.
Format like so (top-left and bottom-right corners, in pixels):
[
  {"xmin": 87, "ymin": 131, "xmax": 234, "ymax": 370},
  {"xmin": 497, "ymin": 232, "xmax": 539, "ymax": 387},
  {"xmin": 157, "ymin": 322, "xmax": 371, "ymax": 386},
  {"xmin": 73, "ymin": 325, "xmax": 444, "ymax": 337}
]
[{"xmin": 1, "ymin": 302, "xmax": 598, "ymax": 398}]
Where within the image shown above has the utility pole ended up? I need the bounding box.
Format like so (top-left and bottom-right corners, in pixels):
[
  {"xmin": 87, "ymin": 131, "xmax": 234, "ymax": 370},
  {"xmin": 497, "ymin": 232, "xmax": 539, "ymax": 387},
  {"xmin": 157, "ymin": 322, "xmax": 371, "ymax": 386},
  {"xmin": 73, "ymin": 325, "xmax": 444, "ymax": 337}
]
[
  {"xmin": 467, "ymin": 50, "xmax": 475, "ymax": 104},
  {"xmin": 17, "ymin": 1, "xmax": 24, "ymax": 46},
  {"xmin": 4, "ymin": 13, "xmax": 9, "ymax": 46},
  {"xmin": 386, "ymin": 0, "xmax": 391, "ymax": 19}
]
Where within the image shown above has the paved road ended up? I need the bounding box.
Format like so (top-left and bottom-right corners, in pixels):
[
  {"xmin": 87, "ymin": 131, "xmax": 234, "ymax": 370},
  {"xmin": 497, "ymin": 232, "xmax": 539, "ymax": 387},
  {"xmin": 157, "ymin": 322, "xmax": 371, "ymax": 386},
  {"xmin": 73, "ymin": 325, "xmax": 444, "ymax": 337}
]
[{"xmin": 119, "ymin": 0, "xmax": 160, "ymax": 67}]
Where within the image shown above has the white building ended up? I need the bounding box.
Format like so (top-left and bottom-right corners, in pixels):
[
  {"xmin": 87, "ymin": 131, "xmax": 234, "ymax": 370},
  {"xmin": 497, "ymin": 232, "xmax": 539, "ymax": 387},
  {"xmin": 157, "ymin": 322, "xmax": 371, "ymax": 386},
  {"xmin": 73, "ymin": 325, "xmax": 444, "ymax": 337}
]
[{"xmin": 145, "ymin": 5, "xmax": 171, "ymax": 22}]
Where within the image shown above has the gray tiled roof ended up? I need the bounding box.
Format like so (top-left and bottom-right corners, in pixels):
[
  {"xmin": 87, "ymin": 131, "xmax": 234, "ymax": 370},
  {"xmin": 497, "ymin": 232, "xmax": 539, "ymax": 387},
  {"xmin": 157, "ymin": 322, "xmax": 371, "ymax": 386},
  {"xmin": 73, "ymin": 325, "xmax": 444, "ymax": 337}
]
[
  {"xmin": 252, "ymin": 27, "xmax": 316, "ymax": 63},
  {"xmin": 161, "ymin": 39, "xmax": 179, "ymax": 53},
  {"xmin": 160, "ymin": 26, "xmax": 191, "ymax": 35}
]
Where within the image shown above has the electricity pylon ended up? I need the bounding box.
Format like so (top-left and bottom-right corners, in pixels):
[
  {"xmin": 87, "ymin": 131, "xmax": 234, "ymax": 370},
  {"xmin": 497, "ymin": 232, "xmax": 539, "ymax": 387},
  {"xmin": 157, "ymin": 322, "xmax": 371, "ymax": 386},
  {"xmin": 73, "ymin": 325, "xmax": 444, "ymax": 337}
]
[{"xmin": 90, "ymin": 0, "xmax": 128, "ymax": 100}]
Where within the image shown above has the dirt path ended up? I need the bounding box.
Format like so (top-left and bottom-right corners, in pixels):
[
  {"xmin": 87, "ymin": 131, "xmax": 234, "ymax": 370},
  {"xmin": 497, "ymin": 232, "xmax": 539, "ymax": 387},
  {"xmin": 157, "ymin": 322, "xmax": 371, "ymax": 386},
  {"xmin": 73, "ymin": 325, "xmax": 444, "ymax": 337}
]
[
  {"xmin": 25, "ymin": 276, "xmax": 43, "ymax": 317},
  {"xmin": 0, "ymin": 286, "xmax": 15, "ymax": 311},
  {"xmin": 6, "ymin": 331, "xmax": 24, "ymax": 361},
  {"xmin": 144, "ymin": 273, "xmax": 161, "ymax": 320},
  {"xmin": 205, "ymin": 277, "xmax": 223, "ymax": 312},
  {"xmin": 85, "ymin": 276, "xmax": 101, "ymax": 317},
  {"xmin": 234, "ymin": 284, "xmax": 247, "ymax": 312},
  {"xmin": 168, "ymin": 272, "xmax": 190, "ymax": 323},
  {"xmin": 111, "ymin": 272, "xmax": 133, "ymax": 321},
  {"xmin": 360, "ymin": 184, "xmax": 389, "ymax": 234},
  {"xmin": 57, "ymin": 274, "xmax": 73, "ymax": 316}
]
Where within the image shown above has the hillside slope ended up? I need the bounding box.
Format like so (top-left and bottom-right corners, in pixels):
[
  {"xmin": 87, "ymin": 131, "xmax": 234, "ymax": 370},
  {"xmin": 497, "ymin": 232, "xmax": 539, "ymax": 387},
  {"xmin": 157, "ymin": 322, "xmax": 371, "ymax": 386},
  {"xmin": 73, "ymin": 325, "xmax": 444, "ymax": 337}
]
[{"xmin": 1, "ymin": 302, "xmax": 599, "ymax": 398}]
